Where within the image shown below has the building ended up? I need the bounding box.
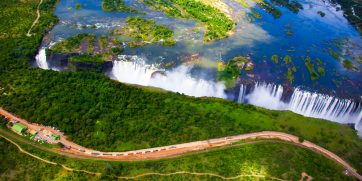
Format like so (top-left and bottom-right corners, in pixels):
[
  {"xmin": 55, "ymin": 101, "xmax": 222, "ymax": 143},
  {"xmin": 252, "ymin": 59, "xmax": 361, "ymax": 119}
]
[
  {"xmin": 28, "ymin": 129, "xmax": 37, "ymax": 136},
  {"xmin": 12, "ymin": 123, "xmax": 27, "ymax": 134}
]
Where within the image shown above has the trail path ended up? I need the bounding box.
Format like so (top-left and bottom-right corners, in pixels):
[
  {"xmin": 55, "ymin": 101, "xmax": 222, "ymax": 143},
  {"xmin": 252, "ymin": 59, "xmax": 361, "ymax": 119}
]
[
  {"xmin": 0, "ymin": 107, "xmax": 361, "ymax": 180},
  {"xmin": 0, "ymin": 134, "xmax": 286, "ymax": 180},
  {"xmin": 26, "ymin": 0, "xmax": 43, "ymax": 37}
]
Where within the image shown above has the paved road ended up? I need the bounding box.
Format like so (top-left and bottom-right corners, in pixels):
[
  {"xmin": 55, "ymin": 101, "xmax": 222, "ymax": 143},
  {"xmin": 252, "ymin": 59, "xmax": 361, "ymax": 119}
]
[{"xmin": 0, "ymin": 107, "xmax": 361, "ymax": 180}]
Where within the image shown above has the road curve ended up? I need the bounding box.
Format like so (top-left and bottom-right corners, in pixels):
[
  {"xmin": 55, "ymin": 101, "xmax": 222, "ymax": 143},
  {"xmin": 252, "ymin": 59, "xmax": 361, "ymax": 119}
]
[
  {"xmin": 0, "ymin": 107, "xmax": 361, "ymax": 180},
  {"xmin": 26, "ymin": 0, "xmax": 43, "ymax": 37}
]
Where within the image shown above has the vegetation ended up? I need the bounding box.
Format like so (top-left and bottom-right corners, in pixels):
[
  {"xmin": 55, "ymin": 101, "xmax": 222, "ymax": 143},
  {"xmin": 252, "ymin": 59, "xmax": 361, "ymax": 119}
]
[
  {"xmin": 116, "ymin": 16, "xmax": 176, "ymax": 47},
  {"xmin": 318, "ymin": 11, "xmax": 326, "ymax": 17},
  {"xmin": 50, "ymin": 33, "xmax": 88, "ymax": 53},
  {"xmin": 0, "ymin": 137, "xmax": 353, "ymax": 180},
  {"xmin": 283, "ymin": 55, "xmax": 292, "ymax": 64},
  {"xmin": 143, "ymin": 0, "xmax": 187, "ymax": 18},
  {"xmin": 75, "ymin": 3, "xmax": 81, "ymax": 10},
  {"xmin": 342, "ymin": 59, "xmax": 358, "ymax": 71},
  {"xmin": 330, "ymin": 0, "xmax": 362, "ymax": 35},
  {"xmin": 253, "ymin": 0, "xmax": 282, "ymax": 18},
  {"xmin": 303, "ymin": 56, "xmax": 319, "ymax": 81},
  {"xmin": 68, "ymin": 54, "xmax": 104, "ymax": 64},
  {"xmin": 287, "ymin": 67, "xmax": 296, "ymax": 82},
  {"xmin": 316, "ymin": 58, "xmax": 325, "ymax": 76},
  {"xmin": 102, "ymin": 0, "xmax": 142, "ymax": 13},
  {"xmin": 1, "ymin": 0, "xmax": 362, "ymax": 176},
  {"xmin": 271, "ymin": 54, "xmax": 279, "ymax": 63},
  {"xmin": 270, "ymin": 0, "xmax": 303, "ymax": 13},
  {"xmin": 87, "ymin": 34, "xmax": 95, "ymax": 53},
  {"xmin": 142, "ymin": 0, "xmax": 234, "ymax": 41},
  {"xmin": 217, "ymin": 56, "xmax": 249, "ymax": 88}
]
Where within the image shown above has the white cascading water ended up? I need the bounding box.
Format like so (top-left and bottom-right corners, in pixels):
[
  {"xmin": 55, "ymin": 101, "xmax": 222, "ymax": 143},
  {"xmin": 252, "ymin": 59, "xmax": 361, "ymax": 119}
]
[
  {"xmin": 110, "ymin": 56, "xmax": 226, "ymax": 98},
  {"xmin": 243, "ymin": 82, "xmax": 287, "ymax": 110},
  {"xmin": 35, "ymin": 48, "xmax": 49, "ymax": 69},
  {"xmin": 238, "ymin": 82, "xmax": 362, "ymax": 136}
]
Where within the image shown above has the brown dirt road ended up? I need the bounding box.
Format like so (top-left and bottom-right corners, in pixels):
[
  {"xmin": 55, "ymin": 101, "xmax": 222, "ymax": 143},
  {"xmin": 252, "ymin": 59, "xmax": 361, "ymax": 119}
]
[{"xmin": 0, "ymin": 107, "xmax": 361, "ymax": 180}]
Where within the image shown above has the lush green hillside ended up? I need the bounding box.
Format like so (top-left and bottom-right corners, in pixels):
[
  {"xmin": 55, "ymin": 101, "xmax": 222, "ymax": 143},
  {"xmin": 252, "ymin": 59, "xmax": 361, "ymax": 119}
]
[
  {"xmin": 0, "ymin": 137, "xmax": 352, "ymax": 180},
  {"xmin": 0, "ymin": 0, "xmax": 362, "ymax": 176}
]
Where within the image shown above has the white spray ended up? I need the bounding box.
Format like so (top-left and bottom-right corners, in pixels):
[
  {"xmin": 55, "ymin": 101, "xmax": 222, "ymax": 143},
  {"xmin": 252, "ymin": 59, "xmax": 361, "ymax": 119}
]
[
  {"xmin": 110, "ymin": 56, "xmax": 226, "ymax": 98},
  {"xmin": 35, "ymin": 48, "xmax": 49, "ymax": 69}
]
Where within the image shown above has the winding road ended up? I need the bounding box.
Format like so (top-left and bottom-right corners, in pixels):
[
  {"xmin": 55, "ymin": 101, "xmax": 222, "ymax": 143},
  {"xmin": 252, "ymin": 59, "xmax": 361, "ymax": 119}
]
[
  {"xmin": 26, "ymin": 0, "xmax": 43, "ymax": 37},
  {"xmin": 0, "ymin": 107, "xmax": 361, "ymax": 180}
]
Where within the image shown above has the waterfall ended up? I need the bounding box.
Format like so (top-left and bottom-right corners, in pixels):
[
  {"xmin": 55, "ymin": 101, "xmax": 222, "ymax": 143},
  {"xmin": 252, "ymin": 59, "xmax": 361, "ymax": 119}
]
[
  {"xmin": 238, "ymin": 82, "xmax": 362, "ymax": 136},
  {"xmin": 110, "ymin": 56, "xmax": 226, "ymax": 98},
  {"xmin": 242, "ymin": 82, "xmax": 287, "ymax": 110},
  {"xmin": 35, "ymin": 48, "xmax": 49, "ymax": 69},
  {"xmin": 288, "ymin": 88, "xmax": 361, "ymax": 124},
  {"xmin": 237, "ymin": 84, "xmax": 246, "ymax": 103}
]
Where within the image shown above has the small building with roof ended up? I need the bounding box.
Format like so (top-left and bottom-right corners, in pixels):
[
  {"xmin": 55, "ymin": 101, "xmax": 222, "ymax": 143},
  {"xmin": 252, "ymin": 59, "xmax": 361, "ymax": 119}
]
[{"xmin": 12, "ymin": 123, "xmax": 27, "ymax": 134}]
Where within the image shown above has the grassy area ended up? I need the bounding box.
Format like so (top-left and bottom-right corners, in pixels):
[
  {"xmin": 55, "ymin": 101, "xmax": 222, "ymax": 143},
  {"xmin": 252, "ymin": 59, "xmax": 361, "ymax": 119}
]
[
  {"xmin": 217, "ymin": 56, "xmax": 249, "ymax": 88},
  {"xmin": 143, "ymin": 0, "xmax": 187, "ymax": 18},
  {"xmin": 102, "ymin": 0, "xmax": 142, "ymax": 14},
  {"xmin": 0, "ymin": 136, "xmax": 353, "ymax": 180},
  {"xmin": 142, "ymin": 0, "xmax": 234, "ymax": 41}
]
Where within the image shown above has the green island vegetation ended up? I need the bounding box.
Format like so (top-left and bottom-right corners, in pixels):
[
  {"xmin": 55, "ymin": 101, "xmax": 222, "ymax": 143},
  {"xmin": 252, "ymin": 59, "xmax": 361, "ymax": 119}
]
[
  {"xmin": 0, "ymin": 135, "xmax": 353, "ymax": 180},
  {"xmin": 101, "ymin": 0, "xmax": 142, "ymax": 13},
  {"xmin": 316, "ymin": 58, "xmax": 326, "ymax": 76},
  {"xmin": 247, "ymin": 10, "xmax": 262, "ymax": 22},
  {"xmin": 142, "ymin": 0, "xmax": 187, "ymax": 18},
  {"xmin": 171, "ymin": 0, "xmax": 234, "ymax": 41},
  {"xmin": 326, "ymin": 38, "xmax": 359, "ymax": 71},
  {"xmin": 141, "ymin": 0, "xmax": 234, "ymax": 41},
  {"xmin": 303, "ymin": 56, "xmax": 319, "ymax": 81},
  {"xmin": 287, "ymin": 67, "xmax": 297, "ymax": 83},
  {"xmin": 217, "ymin": 56, "xmax": 249, "ymax": 88},
  {"xmin": 50, "ymin": 33, "xmax": 89, "ymax": 53},
  {"xmin": 75, "ymin": 3, "xmax": 81, "ymax": 10},
  {"xmin": 283, "ymin": 55, "xmax": 292, "ymax": 64},
  {"xmin": 283, "ymin": 55, "xmax": 296, "ymax": 83},
  {"xmin": 271, "ymin": 54, "xmax": 279, "ymax": 63},
  {"xmin": 253, "ymin": 0, "xmax": 282, "ymax": 18},
  {"xmin": 1, "ymin": 0, "xmax": 362, "ymax": 178},
  {"xmin": 342, "ymin": 59, "xmax": 358, "ymax": 71},
  {"xmin": 114, "ymin": 16, "xmax": 176, "ymax": 47},
  {"xmin": 318, "ymin": 10, "xmax": 326, "ymax": 17},
  {"xmin": 358, "ymin": 56, "xmax": 362, "ymax": 64},
  {"xmin": 285, "ymin": 29, "xmax": 293, "ymax": 36},
  {"xmin": 49, "ymin": 33, "xmax": 124, "ymax": 65},
  {"xmin": 270, "ymin": 0, "xmax": 303, "ymax": 13}
]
